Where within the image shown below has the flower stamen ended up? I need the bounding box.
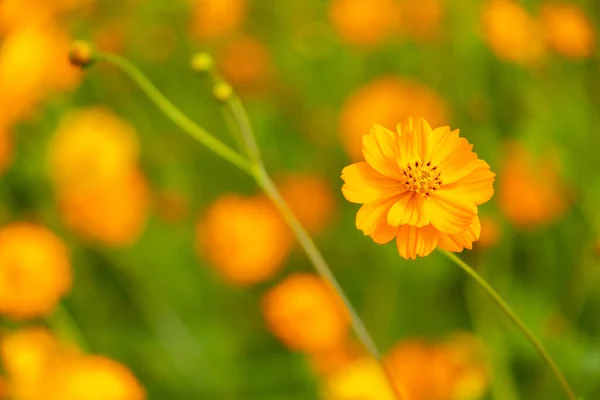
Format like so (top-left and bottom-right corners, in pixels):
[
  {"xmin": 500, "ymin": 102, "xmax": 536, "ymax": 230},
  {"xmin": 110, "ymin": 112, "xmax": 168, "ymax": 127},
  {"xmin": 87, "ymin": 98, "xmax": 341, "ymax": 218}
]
[{"xmin": 402, "ymin": 161, "xmax": 442, "ymax": 197}]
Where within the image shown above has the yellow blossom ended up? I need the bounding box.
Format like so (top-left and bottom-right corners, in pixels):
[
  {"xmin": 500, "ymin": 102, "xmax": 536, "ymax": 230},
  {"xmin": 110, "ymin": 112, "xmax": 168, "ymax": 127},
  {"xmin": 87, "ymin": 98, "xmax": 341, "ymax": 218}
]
[
  {"xmin": 540, "ymin": 2, "xmax": 595, "ymax": 59},
  {"xmin": 341, "ymin": 118, "xmax": 494, "ymax": 260}
]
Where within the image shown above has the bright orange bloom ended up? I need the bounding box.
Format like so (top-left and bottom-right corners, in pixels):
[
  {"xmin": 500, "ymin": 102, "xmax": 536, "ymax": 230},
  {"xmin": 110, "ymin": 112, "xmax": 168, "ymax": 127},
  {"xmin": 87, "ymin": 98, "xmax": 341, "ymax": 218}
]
[
  {"xmin": 278, "ymin": 173, "xmax": 336, "ymax": 235},
  {"xmin": 339, "ymin": 77, "xmax": 447, "ymax": 161},
  {"xmin": 481, "ymin": 0, "xmax": 545, "ymax": 66},
  {"xmin": 196, "ymin": 194, "xmax": 293, "ymax": 285},
  {"xmin": 341, "ymin": 118, "xmax": 494, "ymax": 260},
  {"xmin": 217, "ymin": 35, "xmax": 273, "ymax": 95},
  {"xmin": 190, "ymin": 0, "xmax": 246, "ymax": 41},
  {"xmin": 57, "ymin": 171, "xmax": 149, "ymax": 246},
  {"xmin": 385, "ymin": 334, "xmax": 489, "ymax": 400},
  {"xmin": 0, "ymin": 223, "xmax": 71, "ymax": 319},
  {"xmin": 45, "ymin": 355, "xmax": 145, "ymax": 400},
  {"xmin": 329, "ymin": 0, "xmax": 399, "ymax": 47},
  {"xmin": 262, "ymin": 273, "xmax": 349, "ymax": 352},
  {"xmin": 498, "ymin": 141, "xmax": 568, "ymax": 228},
  {"xmin": 540, "ymin": 2, "xmax": 595, "ymax": 59}
]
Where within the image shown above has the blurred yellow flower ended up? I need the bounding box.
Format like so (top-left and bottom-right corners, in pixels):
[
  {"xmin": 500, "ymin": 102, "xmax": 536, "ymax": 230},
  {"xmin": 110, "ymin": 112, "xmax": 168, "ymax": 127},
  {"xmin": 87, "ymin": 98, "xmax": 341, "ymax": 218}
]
[
  {"xmin": 262, "ymin": 273, "xmax": 349, "ymax": 352},
  {"xmin": 386, "ymin": 334, "xmax": 489, "ymax": 400},
  {"xmin": 190, "ymin": 0, "xmax": 246, "ymax": 41},
  {"xmin": 48, "ymin": 107, "xmax": 140, "ymax": 188},
  {"xmin": 0, "ymin": 23, "xmax": 80, "ymax": 125},
  {"xmin": 329, "ymin": 0, "xmax": 400, "ymax": 47},
  {"xmin": 322, "ymin": 357, "xmax": 402, "ymax": 400},
  {"xmin": 339, "ymin": 77, "xmax": 447, "ymax": 161},
  {"xmin": 341, "ymin": 118, "xmax": 494, "ymax": 260},
  {"xmin": 196, "ymin": 194, "xmax": 293, "ymax": 285},
  {"xmin": 45, "ymin": 355, "xmax": 145, "ymax": 400},
  {"xmin": 308, "ymin": 341, "xmax": 361, "ymax": 377},
  {"xmin": 278, "ymin": 173, "xmax": 336, "ymax": 235},
  {"xmin": 57, "ymin": 171, "xmax": 149, "ymax": 246},
  {"xmin": 0, "ymin": 223, "xmax": 71, "ymax": 320},
  {"xmin": 498, "ymin": 141, "xmax": 568, "ymax": 229},
  {"xmin": 540, "ymin": 2, "xmax": 595, "ymax": 59},
  {"xmin": 481, "ymin": 0, "xmax": 545, "ymax": 66},
  {"xmin": 217, "ymin": 35, "xmax": 273, "ymax": 95}
]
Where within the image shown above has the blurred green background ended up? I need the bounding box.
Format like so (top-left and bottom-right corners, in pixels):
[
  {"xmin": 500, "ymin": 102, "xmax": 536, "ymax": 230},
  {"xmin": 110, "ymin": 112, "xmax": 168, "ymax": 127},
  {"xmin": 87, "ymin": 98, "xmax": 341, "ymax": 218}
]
[{"xmin": 1, "ymin": 0, "xmax": 600, "ymax": 399}]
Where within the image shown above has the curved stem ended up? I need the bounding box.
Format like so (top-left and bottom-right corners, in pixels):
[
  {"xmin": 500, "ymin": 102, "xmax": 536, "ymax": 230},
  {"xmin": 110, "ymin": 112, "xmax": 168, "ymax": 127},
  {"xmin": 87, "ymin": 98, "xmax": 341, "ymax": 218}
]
[
  {"xmin": 95, "ymin": 52, "xmax": 253, "ymax": 176},
  {"xmin": 438, "ymin": 249, "xmax": 577, "ymax": 400}
]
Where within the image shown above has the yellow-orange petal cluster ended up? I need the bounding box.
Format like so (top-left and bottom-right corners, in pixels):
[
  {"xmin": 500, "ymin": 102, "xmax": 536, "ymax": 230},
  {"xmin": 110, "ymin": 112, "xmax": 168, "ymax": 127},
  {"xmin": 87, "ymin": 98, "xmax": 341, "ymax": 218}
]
[
  {"xmin": 339, "ymin": 77, "xmax": 447, "ymax": 161},
  {"xmin": 189, "ymin": 0, "xmax": 246, "ymax": 41},
  {"xmin": 48, "ymin": 107, "xmax": 149, "ymax": 246},
  {"xmin": 278, "ymin": 173, "xmax": 336, "ymax": 235},
  {"xmin": 385, "ymin": 333, "xmax": 490, "ymax": 400},
  {"xmin": 481, "ymin": 0, "xmax": 545, "ymax": 66},
  {"xmin": 540, "ymin": 2, "xmax": 595, "ymax": 60},
  {"xmin": 498, "ymin": 141, "xmax": 568, "ymax": 229},
  {"xmin": 0, "ymin": 327, "xmax": 145, "ymax": 400},
  {"xmin": 262, "ymin": 273, "xmax": 349, "ymax": 353},
  {"xmin": 341, "ymin": 118, "xmax": 495, "ymax": 260},
  {"xmin": 196, "ymin": 194, "xmax": 293, "ymax": 285},
  {"xmin": 0, "ymin": 223, "xmax": 71, "ymax": 319}
]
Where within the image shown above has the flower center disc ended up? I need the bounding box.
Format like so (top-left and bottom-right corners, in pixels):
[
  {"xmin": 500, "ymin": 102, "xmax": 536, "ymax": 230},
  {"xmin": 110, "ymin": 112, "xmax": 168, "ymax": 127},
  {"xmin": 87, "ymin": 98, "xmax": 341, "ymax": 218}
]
[{"xmin": 402, "ymin": 160, "xmax": 442, "ymax": 197}]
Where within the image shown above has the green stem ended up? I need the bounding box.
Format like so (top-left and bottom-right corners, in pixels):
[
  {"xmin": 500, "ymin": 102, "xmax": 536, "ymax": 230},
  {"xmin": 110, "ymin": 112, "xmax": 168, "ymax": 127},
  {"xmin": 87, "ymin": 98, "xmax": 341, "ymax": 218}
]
[
  {"xmin": 438, "ymin": 249, "xmax": 577, "ymax": 400},
  {"xmin": 49, "ymin": 303, "xmax": 88, "ymax": 351},
  {"xmin": 95, "ymin": 52, "xmax": 253, "ymax": 176}
]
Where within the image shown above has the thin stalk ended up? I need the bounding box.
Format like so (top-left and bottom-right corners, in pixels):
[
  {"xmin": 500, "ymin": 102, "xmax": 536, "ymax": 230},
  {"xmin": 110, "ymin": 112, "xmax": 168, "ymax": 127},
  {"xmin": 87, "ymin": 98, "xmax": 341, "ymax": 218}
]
[
  {"xmin": 95, "ymin": 52, "xmax": 253, "ymax": 176},
  {"xmin": 438, "ymin": 249, "xmax": 577, "ymax": 400},
  {"xmin": 49, "ymin": 303, "xmax": 88, "ymax": 351}
]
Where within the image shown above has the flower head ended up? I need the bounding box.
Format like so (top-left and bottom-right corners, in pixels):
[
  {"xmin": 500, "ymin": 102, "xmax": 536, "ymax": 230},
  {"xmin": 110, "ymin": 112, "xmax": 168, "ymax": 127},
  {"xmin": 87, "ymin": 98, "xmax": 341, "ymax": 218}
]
[
  {"xmin": 341, "ymin": 118, "xmax": 494, "ymax": 259},
  {"xmin": 540, "ymin": 2, "xmax": 595, "ymax": 59},
  {"xmin": 0, "ymin": 223, "xmax": 71, "ymax": 319}
]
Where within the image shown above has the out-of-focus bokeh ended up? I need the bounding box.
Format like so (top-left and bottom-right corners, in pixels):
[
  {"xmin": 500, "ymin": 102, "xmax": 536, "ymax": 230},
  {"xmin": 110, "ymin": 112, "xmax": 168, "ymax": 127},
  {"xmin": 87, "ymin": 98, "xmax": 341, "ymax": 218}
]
[{"xmin": 0, "ymin": 0, "xmax": 599, "ymax": 399}]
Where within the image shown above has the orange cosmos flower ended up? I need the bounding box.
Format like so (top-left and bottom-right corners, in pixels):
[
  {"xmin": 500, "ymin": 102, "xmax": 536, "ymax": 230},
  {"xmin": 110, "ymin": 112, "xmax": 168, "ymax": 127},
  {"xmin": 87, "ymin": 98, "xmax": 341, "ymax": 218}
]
[
  {"xmin": 278, "ymin": 172, "xmax": 337, "ymax": 235},
  {"xmin": 476, "ymin": 215, "xmax": 501, "ymax": 249},
  {"xmin": 45, "ymin": 355, "xmax": 145, "ymax": 400},
  {"xmin": 196, "ymin": 194, "xmax": 293, "ymax": 285},
  {"xmin": 329, "ymin": 0, "xmax": 400, "ymax": 47},
  {"xmin": 189, "ymin": 0, "xmax": 246, "ymax": 41},
  {"xmin": 540, "ymin": 2, "xmax": 595, "ymax": 59},
  {"xmin": 262, "ymin": 273, "xmax": 349, "ymax": 353},
  {"xmin": 341, "ymin": 118, "xmax": 495, "ymax": 260},
  {"xmin": 498, "ymin": 141, "xmax": 567, "ymax": 228},
  {"xmin": 0, "ymin": 223, "xmax": 71, "ymax": 319},
  {"xmin": 481, "ymin": 0, "xmax": 545, "ymax": 66},
  {"xmin": 339, "ymin": 77, "xmax": 447, "ymax": 161}
]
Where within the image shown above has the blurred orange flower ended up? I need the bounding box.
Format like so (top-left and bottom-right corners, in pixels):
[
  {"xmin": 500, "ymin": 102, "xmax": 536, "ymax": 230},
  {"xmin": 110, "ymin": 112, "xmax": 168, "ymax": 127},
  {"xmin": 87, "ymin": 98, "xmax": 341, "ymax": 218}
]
[
  {"xmin": 57, "ymin": 171, "xmax": 149, "ymax": 246},
  {"xmin": 190, "ymin": 0, "xmax": 246, "ymax": 41},
  {"xmin": 481, "ymin": 0, "xmax": 545, "ymax": 66},
  {"xmin": 339, "ymin": 77, "xmax": 447, "ymax": 161},
  {"xmin": 217, "ymin": 35, "xmax": 273, "ymax": 94},
  {"xmin": 45, "ymin": 355, "xmax": 145, "ymax": 400},
  {"xmin": 48, "ymin": 107, "xmax": 149, "ymax": 246},
  {"xmin": 329, "ymin": 0, "xmax": 400, "ymax": 47},
  {"xmin": 278, "ymin": 173, "xmax": 336, "ymax": 235},
  {"xmin": 341, "ymin": 118, "xmax": 494, "ymax": 260},
  {"xmin": 476, "ymin": 215, "xmax": 501, "ymax": 249},
  {"xmin": 48, "ymin": 107, "xmax": 140, "ymax": 187},
  {"xmin": 498, "ymin": 141, "xmax": 568, "ymax": 229},
  {"xmin": 262, "ymin": 273, "xmax": 349, "ymax": 352},
  {"xmin": 397, "ymin": 0, "xmax": 445, "ymax": 41},
  {"xmin": 0, "ymin": 223, "xmax": 71, "ymax": 320},
  {"xmin": 196, "ymin": 194, "xmax": 293, "ymax": 285},
  {"xmin": 540, "ymin": 2, "xmax": 595, "ymax": 59},
  {"xmin": 385, "ymin": 334, "xmax": 489, "ymax": 400}
]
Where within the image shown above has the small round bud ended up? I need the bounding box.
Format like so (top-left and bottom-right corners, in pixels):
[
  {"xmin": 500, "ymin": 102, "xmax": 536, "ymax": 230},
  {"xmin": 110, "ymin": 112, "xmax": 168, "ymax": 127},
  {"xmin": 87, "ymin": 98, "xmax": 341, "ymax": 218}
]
[
  {"xmin": 69, "ymin": 41, "xmax": 95, "ymax": 68},
  {"xmin": 213, "ymin": 81, "xmax": 234, "ymax": 102},
  {"xmin": 191, "ymin": 52, "xmax": 214, "ymax": 73}
]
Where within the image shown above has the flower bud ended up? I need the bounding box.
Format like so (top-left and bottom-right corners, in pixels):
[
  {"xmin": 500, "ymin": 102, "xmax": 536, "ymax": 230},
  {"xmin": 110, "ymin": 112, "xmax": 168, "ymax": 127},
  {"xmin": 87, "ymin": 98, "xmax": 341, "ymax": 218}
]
[{"xmin": 69, "ymin": 41, "xmax": 95, "ymax": 69}]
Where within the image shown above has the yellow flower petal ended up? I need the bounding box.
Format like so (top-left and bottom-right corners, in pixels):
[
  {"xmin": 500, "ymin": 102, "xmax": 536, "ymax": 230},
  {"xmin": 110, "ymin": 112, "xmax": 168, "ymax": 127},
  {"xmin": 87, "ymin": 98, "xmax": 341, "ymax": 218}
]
[
  {"xmin": 341, "ymin": 162, "xmax": 405, "ymax": 204},
  {"xmin": 429, "ymin": 190, "xmax": 477, "ymax": 234},
  {"xmin": 387, "ymin": 192, "xmax": 430, "ymax": 227},
  {"xmin": 438, "ymin": 216, "xmax": 482, "ymax": 252},
  {"xmin": 357, "ymin": 197, "xmax": 399, "ymax": 244},
  {"xmin": 395, "ymin": 224, "xmax": 439, "ymax": 260},
  {"xmin": 396, "ymin": 117, "xmax": 434, "ymax": 165},
  {"xmin": 362, "ymin": 124, "xmax": 403, "ymax": 179},
  {"xmin": 442, "ymin": 160, "xmax": 495, "ymax": 206}
]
